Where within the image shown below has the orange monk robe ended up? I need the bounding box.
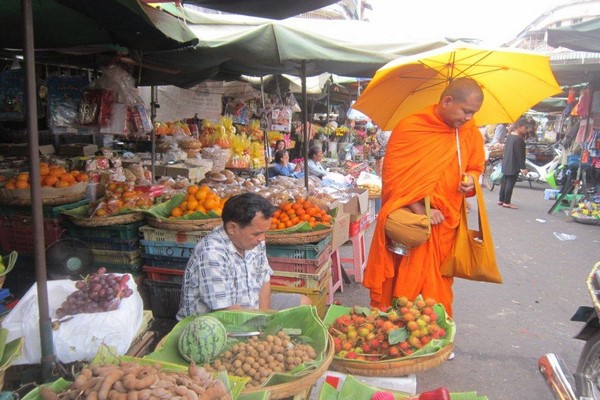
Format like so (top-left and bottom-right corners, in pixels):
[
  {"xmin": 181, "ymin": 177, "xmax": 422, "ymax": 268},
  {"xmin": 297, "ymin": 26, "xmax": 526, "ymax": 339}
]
[{"xmin": 362, "ymin": 105, "xmax": 485, "ymax": 317}]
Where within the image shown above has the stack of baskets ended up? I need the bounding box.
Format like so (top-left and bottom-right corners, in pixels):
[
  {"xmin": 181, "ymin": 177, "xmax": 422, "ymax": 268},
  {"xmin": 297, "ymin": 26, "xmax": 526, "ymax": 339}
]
[
  {"xmin": 266, "ymin": 233, "xmax": 334, "ymax": 317},
  {"xmin": 139, "ymin": 224, "xmax": 213, "ymax": 319}
]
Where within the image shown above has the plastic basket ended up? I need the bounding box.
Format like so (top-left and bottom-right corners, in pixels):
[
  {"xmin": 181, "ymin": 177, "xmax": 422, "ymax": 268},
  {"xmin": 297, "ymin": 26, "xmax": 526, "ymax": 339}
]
[
  {"xmin": 139, "ymin": 225, "xmax": 208, "ymax": 243},
  {"xmin": 0, "ymin": 216, "xmax": 64, "ymax": 254},
  {"xmin": 82, "ymin": 237, "xmax": 140, "ymax": 251},
  {"xmin": 64, "ymin": 220, "xmax": 144, "ymax": 241},
  {"xmin": 0, "ymin": 198, "xmax": 89, "ymax": 219},
  {"xmin": 270, "ymin": 280, "xmax": 328, "ymax": 317},
  {"xmin": 268, "ymin": 246, "xmax": 332, "ymax": 274},
  {"xmin": 93, "ymin": 259, "xmax": 143, "ymax": 273},
  {"xmin": 142, "ymin": 265, "xmax": 184, "ymax": 282},
  {"xmin": 142, "ymin": 254, "xmax": 188, "ymax": 270},
  {"xmin": 266, "ymin": 236, "xmax": 331, "ymax": 259},
  {"xmin": 140, "ymin": 240, "xmax": 196, "ymax": 258},
  {"xmin": 271, "ymin": 260, "xmax": 332, "ymax": 290},
  {"xmin": 91, "ymin": 248, "xmax": 142, "ymax": 264},
  {"xmin": 144, "ymin": 279, "xmax": 182, "ymax": 319}
]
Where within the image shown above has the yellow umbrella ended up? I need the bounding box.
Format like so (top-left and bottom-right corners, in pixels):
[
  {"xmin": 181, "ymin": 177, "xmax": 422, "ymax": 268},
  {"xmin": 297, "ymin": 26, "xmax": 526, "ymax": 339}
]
[{"xmin": 353, "ymin": 42, "xmax": 563, "ymax": 130}]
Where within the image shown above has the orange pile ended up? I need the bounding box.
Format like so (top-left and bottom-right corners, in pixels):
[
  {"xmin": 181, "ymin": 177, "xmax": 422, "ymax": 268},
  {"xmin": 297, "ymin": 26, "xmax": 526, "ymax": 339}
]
[
  {"xmin": 93, "ymin": 181, "xmax": 154, "ymax": 217},
  {"xmin": 3, "ymin": 163, "xmax": 88, "ymax": 190},
  {"xmin": 169, "ymin": 185, "xmax": 226, "ymax": 218},
  {"xmin": 270, "ymin": 197, "xmax": 332, "ymax": 230}
]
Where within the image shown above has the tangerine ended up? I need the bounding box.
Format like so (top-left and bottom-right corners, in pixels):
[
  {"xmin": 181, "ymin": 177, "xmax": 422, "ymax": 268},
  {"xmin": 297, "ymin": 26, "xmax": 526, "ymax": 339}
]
[
  {"xmin": 170, "ymin": 207, "xmax": 183, "ymax": 218},
  {"xmin": 4, "ymin": 181, "xmax": 15, "ymax": 190},
  {"xmin": 55, "ymin": 180, "xmax": 70, "ymax": 188},
  {"xmin": 187, "ymin": 185, "xmax": 199, "ymax": 195},
  {"xmin": 76, "ymin": 173, "xmax": 89, "ymax": 183},
  {"xmin": 43, "ymin": 175, "xmax": 58, "ymax": 186},
  {"xmin": 15, "ymin": 180, "xmax": 29, "ymax": 189}
]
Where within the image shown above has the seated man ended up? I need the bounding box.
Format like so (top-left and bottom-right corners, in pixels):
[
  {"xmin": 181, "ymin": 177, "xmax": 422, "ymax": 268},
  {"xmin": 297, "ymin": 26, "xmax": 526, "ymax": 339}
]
[
  {"xmin": 177, "ymin": 192, "xmax": 311, "ymax": 320},
  {"xmin": 307, "ymin": 146, "xmax": 328, "ymax": 179}
]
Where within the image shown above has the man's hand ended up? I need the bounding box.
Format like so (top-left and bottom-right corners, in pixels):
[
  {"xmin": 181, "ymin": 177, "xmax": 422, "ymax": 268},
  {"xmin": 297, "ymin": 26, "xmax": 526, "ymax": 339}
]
[{"xmin": 458, "ymin": 173, "xmax": 475, "ymax": 194}]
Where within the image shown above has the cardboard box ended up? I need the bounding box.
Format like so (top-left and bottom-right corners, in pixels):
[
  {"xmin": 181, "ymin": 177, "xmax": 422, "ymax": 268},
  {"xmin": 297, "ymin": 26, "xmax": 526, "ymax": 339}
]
[
  {"xmin": 342, "ymin": 188, "xmax": 369, "ymax": 220},
  {"xmin": 59, "ymin": 144, "xmax": 98, "ymax": 156},
  {"xmin": 39, "ymin": 145, "xmax": 55, "ymax": 155},
  {"xmin": 165, "ymin": 165, "xmax": 202, "ymax": 182},
  {"xmin": 331, "ymin": 211, "xmax": 350, "ymax": 251}
]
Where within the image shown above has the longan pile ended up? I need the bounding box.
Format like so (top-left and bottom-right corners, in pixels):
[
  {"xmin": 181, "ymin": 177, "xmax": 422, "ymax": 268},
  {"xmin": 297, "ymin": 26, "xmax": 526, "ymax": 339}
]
[{"xmin": 205, "ymin": 331, "xmax": 317, "ymax": 387}]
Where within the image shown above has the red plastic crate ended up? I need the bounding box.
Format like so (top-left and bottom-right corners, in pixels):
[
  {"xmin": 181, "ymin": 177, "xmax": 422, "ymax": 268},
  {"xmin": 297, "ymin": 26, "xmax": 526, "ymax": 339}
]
[
  {"xmin": 1, "ymin": 216, "xmax": 64, "ymax": 254},
  {"xmin": 268, "ymin": 246, "xmax": 332, "ymax": 274},
  {"xmin": 142, "ymin": 265, "xmax": 184, "ymax": 283}
]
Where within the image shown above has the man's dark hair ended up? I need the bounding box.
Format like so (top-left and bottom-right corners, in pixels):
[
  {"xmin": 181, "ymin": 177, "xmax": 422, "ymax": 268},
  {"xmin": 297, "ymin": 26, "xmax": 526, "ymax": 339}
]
[
  {"xmin": 222, "ymin": 193, "xmax": 275, "ymax": 227},
  {"xmin": 308, "ymin": 146, "xmax": 322, "ymax": 160}
]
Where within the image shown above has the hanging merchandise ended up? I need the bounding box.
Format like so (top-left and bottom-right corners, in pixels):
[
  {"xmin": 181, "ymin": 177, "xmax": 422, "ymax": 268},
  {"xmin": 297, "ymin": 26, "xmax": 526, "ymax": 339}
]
[
  {"xmin": 95, "ymin": 65, "xmax": 152, "ymax": 136},
  {"xmin": 47, "ymin": 75, "xmax": 89, "ymax": 129},
  {"xmin": 224, "ymin": 99, "xmax": 251, "ymax": 125},
  {"xmin": 0, "ymin": 69, "xmax": 25, "ymax": 120},
  {"xmin": 271, "ymin": 106, "xmax": 292, "ymax": 132},
  {"xmin": 577, "ymin": 88, "xmax": 591, "ymax": 118}
]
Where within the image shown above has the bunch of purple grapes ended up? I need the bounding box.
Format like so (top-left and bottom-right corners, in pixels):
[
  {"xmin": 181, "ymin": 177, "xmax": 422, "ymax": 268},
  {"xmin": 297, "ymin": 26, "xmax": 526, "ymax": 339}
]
[{"xmin": 56, "ymin": 267, "xmax": 134, "ymax": 318}]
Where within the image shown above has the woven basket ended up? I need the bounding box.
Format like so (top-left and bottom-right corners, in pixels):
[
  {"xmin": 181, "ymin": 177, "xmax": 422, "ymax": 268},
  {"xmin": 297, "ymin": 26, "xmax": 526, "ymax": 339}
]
[
  {"xmin": 330, "ymin": 343, "xmax": 454, "ymax": 376},
  {"xmin": 266, "ymin": 228, "xmax": 333, "ymax": 245},
  {"xmin": 586, "ymin": 262, "xmax": 600, "ymax": 317},
  {"xmin": 243, "ymin": 336, "xmax": 334, "ymax": 400},
  {"xmin": 572, "ymin": 215, "xmax": 600, "ymax": 226},
  {"xmin": 146, "ymin": 216, "xmax": 222, "ymax": 232},
  {"xmin": 0, "ymin": 182, "xmax": 87, "ymax": 206},
  {"xmin": 69, "ymin": 212, "xmax": 145, "ymax": 227}
]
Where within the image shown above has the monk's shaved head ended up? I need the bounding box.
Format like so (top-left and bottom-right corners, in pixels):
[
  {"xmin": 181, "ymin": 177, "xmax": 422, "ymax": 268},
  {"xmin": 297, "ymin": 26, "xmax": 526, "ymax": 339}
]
[
  {"xmin": 434, "ymin": 77, "xmax": 484, "ymax": 128},
  {"xmin": 440, "ymin": 77, "xmax": 483, "ymax": 103}
]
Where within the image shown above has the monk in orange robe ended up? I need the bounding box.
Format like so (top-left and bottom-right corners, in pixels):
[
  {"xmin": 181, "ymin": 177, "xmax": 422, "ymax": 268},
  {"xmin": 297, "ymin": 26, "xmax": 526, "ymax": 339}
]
[{"xmin": 363, "ymin": 78, "xmax": 486, "ymax": 317}]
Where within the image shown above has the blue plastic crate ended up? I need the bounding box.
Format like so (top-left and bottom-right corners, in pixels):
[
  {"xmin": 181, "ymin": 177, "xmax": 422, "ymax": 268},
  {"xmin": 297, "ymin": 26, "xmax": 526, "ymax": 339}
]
[
  {"xmin": 266, "ymin": 235, "xmax": 331, "ymax": 259},
  {"xmin": 140, "ymin": 240, "xmax": 196, "ymax": 258},
  {"xmin": 142, "ymin": 254, "xmax": 189, "ymax": 270}
]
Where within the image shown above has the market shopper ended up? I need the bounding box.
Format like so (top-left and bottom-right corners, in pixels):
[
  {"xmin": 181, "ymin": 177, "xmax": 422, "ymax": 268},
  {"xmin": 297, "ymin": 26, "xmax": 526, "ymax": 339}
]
[
  {"xmin": 307, "ymin": 146, "xmax": 328, "ymax": 178},
  {"xmin": 498, "ymin": 117, "xmax": 530, "ymax": 209},
  {"xmin": 363, "ymin": 77, "xmax": 486, "ymax": 318},
  {"xmin": 176, "ymin": 193, "xmax": 311, "ymax": 320},
  {"xmin": 269, "ymin": 149, "xmax": 304, "ymax": 179}
]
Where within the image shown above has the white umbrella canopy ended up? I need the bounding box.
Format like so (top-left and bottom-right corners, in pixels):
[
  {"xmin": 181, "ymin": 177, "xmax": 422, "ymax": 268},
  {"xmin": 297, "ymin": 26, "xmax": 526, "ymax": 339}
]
[{"xmin": 353, "ymin": 42, "xmax": 563, "ymax": 130}]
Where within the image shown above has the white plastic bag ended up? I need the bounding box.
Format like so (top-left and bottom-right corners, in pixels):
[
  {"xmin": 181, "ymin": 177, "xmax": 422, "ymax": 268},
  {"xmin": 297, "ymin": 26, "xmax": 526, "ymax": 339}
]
[{"xmin": 2, "ymin": 276, "xmax": 143, "ymax": 365}]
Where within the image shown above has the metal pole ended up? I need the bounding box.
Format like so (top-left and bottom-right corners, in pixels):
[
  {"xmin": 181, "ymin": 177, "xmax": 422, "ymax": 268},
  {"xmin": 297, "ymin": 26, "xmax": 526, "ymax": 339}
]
[
  {"xmin": 22, "ymin": 0, "xmax": 56, "ymax": 380},
  {"xmin": 150, "ymin": 86, "xmax": 157, "ymax": 183},
  {"xmin": 301, "ymin": 62, "xmax": 309, "ymax": 191},
  {"xmin": 261, "ymin": 77, "xmax": 270, "ymax": 186}
]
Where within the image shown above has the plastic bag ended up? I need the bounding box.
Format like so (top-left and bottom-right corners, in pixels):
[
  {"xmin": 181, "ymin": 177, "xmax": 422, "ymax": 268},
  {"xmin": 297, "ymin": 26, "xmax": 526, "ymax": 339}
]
[{"xmin": 2, "ymin": 277, "xmax": 143, "ymax": 365}]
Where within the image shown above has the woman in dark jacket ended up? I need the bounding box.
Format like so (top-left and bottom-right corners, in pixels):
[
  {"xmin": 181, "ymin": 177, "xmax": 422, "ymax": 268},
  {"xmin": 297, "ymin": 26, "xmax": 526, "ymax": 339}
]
[{"xmin": 498, "ymin": 118, "xmax": 530, "ymax": 209}]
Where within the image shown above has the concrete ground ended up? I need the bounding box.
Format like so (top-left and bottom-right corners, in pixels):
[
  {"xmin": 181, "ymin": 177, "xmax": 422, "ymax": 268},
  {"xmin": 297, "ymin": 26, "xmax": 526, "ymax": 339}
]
[{"xmin": 332, "ymin": 182, "xmax": 599, "ymax": 399}]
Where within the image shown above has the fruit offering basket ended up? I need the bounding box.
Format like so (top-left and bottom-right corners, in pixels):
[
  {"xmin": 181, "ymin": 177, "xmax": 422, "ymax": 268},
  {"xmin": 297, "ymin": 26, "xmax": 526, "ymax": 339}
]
[
  {"xmin": 0, "ymin": 251, "xmax": 18, "ymax": 289},
  {"xmin": 0, "ymin": 181, "xmax": 88, "ymax": 206},
  {"xmin": 144, "ymin": 193, "xmax": 222, "ymax": 231},
  {"xmin": 62, "ymin": 204, "xmax": 144, "ymax": 227},
  {"xmin": 266, "ymin": 198, "xmax": 334, "ymax": 245},
  {"xmin": 323, "ymin": 297, "xmax": 455, "ymax": 377},
  {"xmin": 144, "ymin": 305, "xmax": 333, "ymax": 399},
  {"xmin": 570, "ymin": 201, "xmax": 600, "ymax": 226}
]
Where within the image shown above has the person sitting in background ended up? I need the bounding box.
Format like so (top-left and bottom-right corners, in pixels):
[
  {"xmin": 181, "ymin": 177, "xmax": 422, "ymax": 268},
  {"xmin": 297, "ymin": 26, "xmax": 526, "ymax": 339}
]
[
  {"xmin": 268, "ymin": 139, "xmax": 286, "ymax": 161},
  {"xmin": 491, "ymin": 123, "xmax": 508, "ymax": 145},
  {"xmin": 269, "ymin": 149, "xmax": 303, "ymax": 179},
  {"xmin": 307, "ymin": 146, "xmax": 328, "ymax": 179}
]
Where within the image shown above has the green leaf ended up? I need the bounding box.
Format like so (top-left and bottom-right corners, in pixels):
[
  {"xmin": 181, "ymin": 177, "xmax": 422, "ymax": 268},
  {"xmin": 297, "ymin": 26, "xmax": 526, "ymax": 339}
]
[
  {"xmin": 353, "ymin": 306, "xmax": 371, "ymax": 316},
  {"xmin": 281, "ymin": 328, "xmax": 301, "ymax": 336},
  {"xmin": 388, "ymin": 327, "xmax": 409, "ymax": 345}
]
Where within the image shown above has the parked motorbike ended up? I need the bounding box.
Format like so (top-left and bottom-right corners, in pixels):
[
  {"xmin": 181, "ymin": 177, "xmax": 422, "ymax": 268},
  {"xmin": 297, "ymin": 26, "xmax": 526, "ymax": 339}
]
[
  {"xmin": 539, "ymin": 261, "xmax": 600, "ymax": 400},
  {"xmin": 482, "ymin": 142, "xmax": 564, "ymax": 191}
]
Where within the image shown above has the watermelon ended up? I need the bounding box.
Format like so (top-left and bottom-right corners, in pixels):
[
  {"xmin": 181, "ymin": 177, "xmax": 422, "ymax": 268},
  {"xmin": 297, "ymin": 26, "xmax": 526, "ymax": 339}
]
[{"xmin": 178, "ymin": 315, "xmax": 227, "ymax": 364}]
